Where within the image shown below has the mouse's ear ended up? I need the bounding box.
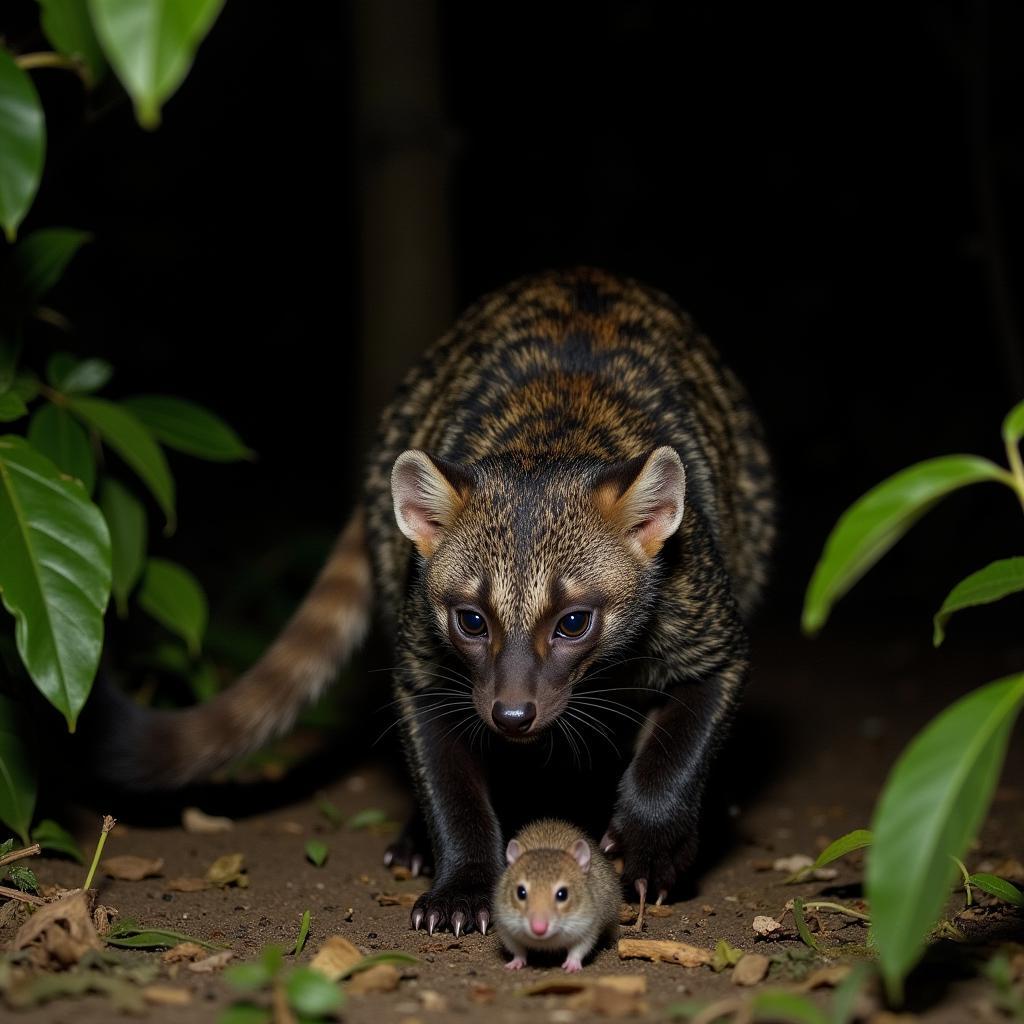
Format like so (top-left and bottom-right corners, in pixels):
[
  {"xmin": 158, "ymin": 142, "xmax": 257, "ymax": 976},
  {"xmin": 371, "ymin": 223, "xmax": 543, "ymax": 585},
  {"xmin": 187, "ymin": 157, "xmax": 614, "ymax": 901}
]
[
  {"xmin": 569, "ymin": 839, "xmax": 591, "ymax": 873},
  {"xmin": 506, "ymin": 839, "xmax": 523, "ymax": 865}
]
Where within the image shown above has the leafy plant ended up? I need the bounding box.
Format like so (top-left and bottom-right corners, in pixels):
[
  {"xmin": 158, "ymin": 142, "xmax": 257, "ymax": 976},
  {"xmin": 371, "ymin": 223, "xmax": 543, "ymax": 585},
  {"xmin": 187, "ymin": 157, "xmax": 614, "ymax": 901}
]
[
  {"xmin": 294, "ymin": 909, "xmax": 311, "ymax": 956},
  {"xmin": 804, "ymin": 399, "xmax": 1024, "ymax": 1001},
  {"xmin": 305, "ymin": 839, "xmax": 329, "ymax": 867}
]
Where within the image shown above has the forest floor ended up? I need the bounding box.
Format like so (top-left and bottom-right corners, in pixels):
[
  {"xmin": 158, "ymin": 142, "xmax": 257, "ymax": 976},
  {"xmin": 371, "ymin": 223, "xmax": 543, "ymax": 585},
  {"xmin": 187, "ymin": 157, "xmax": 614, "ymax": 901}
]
[{"xmin": 2, "ymin": 628, "xmax": 1023, "ymax": 1023}]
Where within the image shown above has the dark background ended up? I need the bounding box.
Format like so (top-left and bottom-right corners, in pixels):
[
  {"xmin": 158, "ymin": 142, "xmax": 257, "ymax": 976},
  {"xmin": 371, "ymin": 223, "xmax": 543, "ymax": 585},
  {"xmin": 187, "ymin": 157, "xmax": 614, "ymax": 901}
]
[{"xmin": 4, "ymin": 0, "xmax": 1023, "ymax": 655}]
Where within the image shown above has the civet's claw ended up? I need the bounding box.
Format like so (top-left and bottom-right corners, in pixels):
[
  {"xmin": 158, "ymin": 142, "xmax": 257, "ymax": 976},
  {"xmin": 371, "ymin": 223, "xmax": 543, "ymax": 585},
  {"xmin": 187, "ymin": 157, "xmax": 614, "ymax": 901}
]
[
  {"xmin": 476, "ymin": 908, "xmax": 490, "ymax": 935},
  {"xmin": 656, "ymin": 889, "xmax": 668, "ymax": 906},
  {"xmin": 427, "ymin": 910, "xmax": 440, "ymax": 935},
  {"xmin": 451, "ymin": 910, "xmax": 467, "ymax": 939},
  {"xmin": 411, "ymin": 908, "xmax": 425, "ymax": 931},
  {"xmin": 635, "ymin": 877, "xmax": 648, "ymax": 901},
  {"xmin": 383, "ymin": 849, "xmax": 394, "ymax": 867},
  {"xmin": 600, "ymin": 832, "xmax": 616, "ymax": 854},
  {"xmin": 411, "ymin": 854, "xmax": 423, "ymax": 878}
]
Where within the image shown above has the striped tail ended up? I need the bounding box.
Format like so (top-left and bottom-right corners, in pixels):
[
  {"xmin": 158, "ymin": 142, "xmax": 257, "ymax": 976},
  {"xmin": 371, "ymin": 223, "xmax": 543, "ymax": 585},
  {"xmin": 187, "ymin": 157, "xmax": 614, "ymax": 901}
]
[{"xmin": 95, "ymin": 508, "xmax": 373, "ymax": 789}]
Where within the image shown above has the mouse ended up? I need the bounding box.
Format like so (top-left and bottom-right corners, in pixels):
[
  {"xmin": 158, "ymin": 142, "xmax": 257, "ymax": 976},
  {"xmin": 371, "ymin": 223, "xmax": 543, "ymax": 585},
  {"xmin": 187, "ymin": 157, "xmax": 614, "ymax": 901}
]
[{"xmin": 494, "ymin": 819, "xmax": 621, "ymax": 972}]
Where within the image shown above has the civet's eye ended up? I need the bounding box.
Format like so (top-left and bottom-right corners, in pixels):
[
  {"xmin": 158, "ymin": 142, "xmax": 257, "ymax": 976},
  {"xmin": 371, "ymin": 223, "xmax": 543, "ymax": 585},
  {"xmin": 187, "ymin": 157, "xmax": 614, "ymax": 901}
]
[
  {"xmin": 554, "ymin": 611, "xmax": 591, "ymax": 639},
  {"xmin": 456, "ymin": 609, "xmax": 487, "ymax": 638},
  {"xmin": 516, "ymin": 884, "xmax": 527, "ymax": 901},
  {"xmin": 555, "ymin": 887, "xmax": 569, "ymax": 902}
]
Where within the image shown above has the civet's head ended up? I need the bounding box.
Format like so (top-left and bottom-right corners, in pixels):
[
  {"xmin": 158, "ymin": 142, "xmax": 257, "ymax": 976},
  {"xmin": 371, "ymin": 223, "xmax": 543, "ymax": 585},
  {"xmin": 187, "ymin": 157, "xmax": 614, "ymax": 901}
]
[{"xmin": 391, "ymin": 447, "xmax": 685, "ymax": 739}]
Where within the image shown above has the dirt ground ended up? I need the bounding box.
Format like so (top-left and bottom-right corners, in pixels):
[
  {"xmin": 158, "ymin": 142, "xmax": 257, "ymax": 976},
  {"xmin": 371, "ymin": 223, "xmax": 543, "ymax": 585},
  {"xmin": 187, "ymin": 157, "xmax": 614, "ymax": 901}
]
[{"xmin": 4, "ymin": 627, "xmax": 1023, "ymax": 1023}]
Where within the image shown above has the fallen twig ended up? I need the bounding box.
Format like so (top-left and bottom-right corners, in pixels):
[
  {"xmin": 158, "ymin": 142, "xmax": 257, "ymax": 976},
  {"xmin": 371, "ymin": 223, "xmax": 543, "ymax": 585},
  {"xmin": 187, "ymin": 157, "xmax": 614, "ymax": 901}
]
[
  {"xmin": 0, "ymin": 884, "xmax": 45, "ymax": 905},
  {"xmin": 0, "ymin": 842, "xmax": 41, "ymax": 869}
]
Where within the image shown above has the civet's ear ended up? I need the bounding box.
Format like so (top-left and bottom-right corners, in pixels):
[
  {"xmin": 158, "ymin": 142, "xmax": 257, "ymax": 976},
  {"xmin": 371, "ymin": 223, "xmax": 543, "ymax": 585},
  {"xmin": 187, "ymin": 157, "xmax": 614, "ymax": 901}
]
[
  {"xmin": 506, "ymin": 839, "xmax": 524, "ymax": 866},
  {"xmin": 568, "ymin": 838, "xmax": 591, "ymax": 873},
  {"xmin": 391, "ymin": 450, "xmax": 473, "ymax": 557},
  {"xmin": 595, "ymin": 446, "xmax": 686, "ymax": 558}
]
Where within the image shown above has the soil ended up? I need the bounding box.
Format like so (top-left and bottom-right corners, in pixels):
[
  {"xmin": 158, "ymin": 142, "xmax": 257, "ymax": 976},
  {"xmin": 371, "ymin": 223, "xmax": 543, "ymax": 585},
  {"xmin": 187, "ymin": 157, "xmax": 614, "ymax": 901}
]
[{"xmin": 4, "ymin": 627, "xmax": 1023, "ymax": 1023}]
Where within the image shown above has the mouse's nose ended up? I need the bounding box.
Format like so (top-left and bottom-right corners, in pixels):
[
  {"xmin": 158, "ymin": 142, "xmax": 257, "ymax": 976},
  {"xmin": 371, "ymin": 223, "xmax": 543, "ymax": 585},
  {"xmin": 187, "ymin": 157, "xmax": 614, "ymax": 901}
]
[{"xmin": 491, "ymin": 700, "xmax": 536, "ymax": 736}]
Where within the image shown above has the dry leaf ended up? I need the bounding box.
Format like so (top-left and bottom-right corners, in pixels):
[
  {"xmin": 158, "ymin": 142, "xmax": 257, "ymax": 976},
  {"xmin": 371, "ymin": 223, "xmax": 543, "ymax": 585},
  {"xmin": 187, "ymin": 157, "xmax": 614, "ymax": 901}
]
[
  {"xmin": 732, "ymin": 953, "xmax": 770, "ymax": 986},
  {"xmin": 348, "ymin": 963, "xmax": 401, "ymax": 994},
  {"xmin": 309, "ymin": 935, "xmax": 363, "ymax": 980},
  {"xmin": 13, "ymin": 891, "xmax": 102, "ymax": 968},
  {"xmin": 183, "ymin": 807, "xmax": 234, "ymax": 834},
  {"xmin": 92, "ymin": 904, "xmax": 117, "ymax": 935},
  {"xmin": 166, "ymin": 876, "xmax": 211, "ymax": 892},
  {"xmin": 206, "ymin": 853, "xmax": 248, "ymax": 887},
  {"xmin": 773, "ymin": 854, "xmax": 813, "ymax": 874},
  {"xmin": 275, "ymin": 821, "xmax": 304, "ymax": 836},
  {"xmin": 273, "ymin": 981, "xmax": 297, "ymax": 1024},
  {"xmin": 143, "ymin": 985, "xmax": 192, "ymax": 1006},
  {"xmin": 102, "ymin": 854, "xmax": 164, "ymax": 880},
  {"xmin": 752, "ymin": 915, "xmax": 782, "ymax": 936},
  {"xmin": 618, "ymin": 937, "xmax": 712, "ymax": 968},
  {"xmin": 375, "ymin": 891, "xmax": 417, "ymax": 907},
  {"xmin": 420, "ymin": 989, "xmax": 448, "ymax": 1011},
  {"xmin": 187, "ymin": 949, "xmax": 234, "ymax": 973},
  {"xmin": 163, "ymin": 942, "xmax": 209, "ymax": 963},
  {"xmin": 469, "ymin": 983, "xmax": 497, "ymax": 1004},
  {"xmin": 525, "ymin": 976, "xmax": 649, "ymax": 1017},
  {"xmin": 391, "ymin": 865, "xmax": 413, "ymax": 881}
]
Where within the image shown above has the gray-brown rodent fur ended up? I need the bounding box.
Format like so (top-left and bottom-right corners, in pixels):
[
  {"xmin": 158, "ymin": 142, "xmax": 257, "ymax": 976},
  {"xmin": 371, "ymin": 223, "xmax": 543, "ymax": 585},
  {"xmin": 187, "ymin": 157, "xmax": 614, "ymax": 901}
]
[{"xmin": 495, "ymin": 819, "xmax": 620, "ymax": 971}]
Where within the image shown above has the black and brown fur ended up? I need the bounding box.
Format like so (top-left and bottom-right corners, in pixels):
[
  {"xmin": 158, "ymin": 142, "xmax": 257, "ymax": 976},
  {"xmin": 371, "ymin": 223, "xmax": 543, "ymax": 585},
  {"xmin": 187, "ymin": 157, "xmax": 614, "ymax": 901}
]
[{"xmin": 99, "ymin": 268, "xmax": 775, "ymax": 939}]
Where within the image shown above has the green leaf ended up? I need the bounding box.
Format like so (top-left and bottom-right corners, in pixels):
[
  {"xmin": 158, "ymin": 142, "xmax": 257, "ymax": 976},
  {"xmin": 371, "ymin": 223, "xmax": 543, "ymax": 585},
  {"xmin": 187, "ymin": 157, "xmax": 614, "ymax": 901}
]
[
  {"xmin": 11, "ymin": 374, "xmax": 40, "ymax": 404},
  {"xmin": 0, "ymin": 436, "xmax": 111, "ymax": 729},
  {"xmin": 38, "ymin": 0, "xmax": 108, "ymax": 84},
  {"xmin": 802, "ymin": 455, "xmax": 1010, "ymax": 634},
  {"xmin": 7, "ymin": 864, "xmax": 39, "ymax": 892},
  {"xmin": 790, "ymin": 897, "xmax": 819, "ymax": 951},
  {"xmin": 967, "ymin": 873, "xmax": 1024, "ymax": 908},
  {"xmin": 294, "ymin": 909, "xmax": 311, "ymax": 956},
  {"xmin": 45, "ymin": 352, "xmax": 112, "ymax": 395},
  {"xmin": 104, "ymin": 919, "xmax": 225, "ymax": 950},
  {"xmin": 346, "ymin": 807, "xmax": 388, "ymax": 830},
  {"xmin": 0, "ymin": 337, "xmax": 19, "ymax": 395},
  {"xmin": 933, "ymin": 558, "xmax": 1024, "ymax": 645},
  {"xmin": 31, "ymin": 818, "xmax": 84, "ymax": 862},
  {"xmin": 867, "ymin": 673, "xmax": 1024, "ymax": 1003},
  {"xmin": 286, "ymin": 968, "xmax": 343, "ymax": 1017},
  {"xmin": 1003, "ymin": 399, "xmax": 1024, "ymax": 449},
  {"xmin": 217, "ymin": 1005, "xmax": 271, "ymax": 1024},
  {"xmin": 750, "ymin": 991, "xmax": 828, "ymax": 1024},
  {"xmin": 0, "ymin": 694, "xmax": 37, "ymax": 843},
  {"xmin": 138, "ymin": 558, "xmax": 207, "ymax": 654},
  {"xmin": 305, "ymin": 839, "xmax": 328, "ymax": 867},
  {"xmin": 27, "ymin": 404, "xmax": 96, "ymax": 493},
  {"xmin": 0, "ymin": 49, "xmax": 46, "ymax": 241},
  {"xmin": 65, "ymin": 396, "xmax": 175, "ymax": 529},
  {"xmin": 710, "ymin": 937, "xmax": 744, "ymax": 972},
  {"xmin": 122, "ymin": 395, "xmax": 252, "ymax": 462},
  {"xmin": 88, "ymin": 0, "xmax": 225, "ymax": 129},
  {"xmin": 98, "ymin": 478, "xmax": 146, "ymax": 614},
  {"xmin": 829, "ymin": 964, "xmax": 871, "ymax": 1024},
  {"xmin": 316, "ymin": 798, "xmax": 343, "ymax": 829},
  {"xmin": 13, "ymin": 230, "xmax": 93, "ymax": 305},
  {"xmin": 223, "ymin": 962, "xmax": 272, "ymax": 992},
  {"xmin": 0, "ymin": 391, "xmax": 28, "ymax": 422},
  {"xmin": 815, "ymin": 829, "xmax": 873, "ymax": 868}
]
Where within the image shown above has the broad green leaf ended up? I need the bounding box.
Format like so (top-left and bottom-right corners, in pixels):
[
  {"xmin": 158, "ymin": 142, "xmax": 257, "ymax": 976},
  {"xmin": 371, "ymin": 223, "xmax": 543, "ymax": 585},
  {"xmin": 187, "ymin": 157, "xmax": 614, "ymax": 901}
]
[
  {"xmin": 710, "ymin": 937, "xmax": 743, "ymax": 972},
  {"xmin": 814, "ymin": 829, "xmax": 873, "ymax": 868},
  {"xmin": 98, "ymin": 478, "xmax": 146, "ymax": 614},
  {"xmin": 104, "ymin": 925, "xmax": 223, "ymax": 950},
  {"xmin": 802, "ymin": 456, "xmax": 1010, "ymax": 634},
  {"xmin": 88, "ymin": 0, "xmax": 225, "ymax": 128},
  {"xmin": 0, "ymin": 694, "xmax": 37, "ymax": 843},
  {"xmin": 0, "ymin": 436, "xmax": 111, "ymax": 729},
  {"xmin": 223, "ymin": 962, "xmax": 272, "ymax": 992},
  {"xmin": 1003, "ymin": 399, "xmax": 1024, "ymax": 449},
  {"xmin": 38, "ymin": 0, "xmax": 108, "ymax": 84},
  {"xmin": 45, "ymin": 352, "xmax": 112, "ymax": 394},
  {"xmin": 138, "ymin": 558, "xmax": 207, "ymax": 654},
  {"xmin": 122, "ymin": 395, "xmax": 252, "ymax": 461},
  {"xmin": 305, "ymin": 839, "xmax": 328, "ymax": 867},
  {"xmin": 10, "ymin": 374, "xmax": 39, "ymax": 404},
  {"xmin": 934, "ymin": 558, "xmax": 1024, "ymax": 645},
  {"xmin": 293, "ymin": 909, "xmax": 311, "ymax": 956},
  {"xmin": 286, "ymin": 968, "xmax": 343, "ymax": 1016},
  {"xmin": 217, "ymin": 1005, "xmax": 270, "ymax": 1024},
  {"xmin": 66, "ymin": 396, "xmax": 175, "ymax": 529},
  {"xmin": 27, "ymin": 404, "xmax": 96, "ymax": 493},
  {"xmin": 750, "ymin": 991, "xmax": 828, "ymax": 1024},
  {"xmin": 0, "ymin": 391, "xmax": 28, "ymax": 422},
  {"xmin": 13, "ymin": 229, "xmax": 92, "ymax": 305},
  {"xmin": 31, "ymin": 818, "xmax": 84, "ymax": 862},
  {"xmin": 968, "ymin": 872, "xmax": 1024, "ymax": 908},
  {"xmin": 0, "ymin": 49, "xmax": 46, "ymax": 241},
  {"xmin": 868, "ymin": 673, "xmax": 1024, "ymax": 1002},
  {"xmin": 347, "ymin": 807, "xmax": 388, "ymax": 830},
  {"xmin": 7, "ymin": 864, "xmax": 39, "ymax": 892}
]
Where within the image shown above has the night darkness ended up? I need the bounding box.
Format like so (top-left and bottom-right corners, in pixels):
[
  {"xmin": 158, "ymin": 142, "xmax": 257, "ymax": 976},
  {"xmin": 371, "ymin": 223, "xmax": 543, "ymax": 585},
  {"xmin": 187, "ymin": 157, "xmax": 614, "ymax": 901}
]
[{"xmin": 4, "ymin": 0, "xmax": 1024, "ymax": 651}]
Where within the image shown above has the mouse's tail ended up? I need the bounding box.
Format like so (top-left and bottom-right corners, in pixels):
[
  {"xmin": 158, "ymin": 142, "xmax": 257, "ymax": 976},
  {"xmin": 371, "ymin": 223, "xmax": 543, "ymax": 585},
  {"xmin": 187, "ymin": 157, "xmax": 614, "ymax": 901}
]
[{"xmin": 91, "ymin": 507, "xmax": 373, "ymax": 789}]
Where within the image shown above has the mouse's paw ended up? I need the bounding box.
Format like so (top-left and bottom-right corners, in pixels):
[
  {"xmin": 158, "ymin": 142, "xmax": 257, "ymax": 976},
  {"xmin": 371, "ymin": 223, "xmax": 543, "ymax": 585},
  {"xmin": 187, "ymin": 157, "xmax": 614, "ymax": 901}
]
[
  {"xmin": 505, "ymin": 956, "xmax": 526, "ymax": 971},
  {"xmin": 409, "ymin": 876, "xmax": 493, "ymax": 937},
  {"xmin": 562, "ymin": 955, "xmax": 583, "ymax": 973}
]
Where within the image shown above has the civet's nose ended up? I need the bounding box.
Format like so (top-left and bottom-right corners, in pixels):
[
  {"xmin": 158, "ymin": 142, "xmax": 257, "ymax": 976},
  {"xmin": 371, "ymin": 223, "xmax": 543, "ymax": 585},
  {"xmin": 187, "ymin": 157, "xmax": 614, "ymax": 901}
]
[{"xmin": 491, "ymin": 700, "xmax": 537, "ymax": 735}]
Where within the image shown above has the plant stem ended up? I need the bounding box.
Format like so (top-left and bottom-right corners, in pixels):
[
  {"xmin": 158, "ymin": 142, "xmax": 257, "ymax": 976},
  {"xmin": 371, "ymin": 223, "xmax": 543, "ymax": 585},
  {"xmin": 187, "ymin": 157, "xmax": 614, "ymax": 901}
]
[
  {"xmin": 82, "ymin": 815, "xmax": 116, "ymax": 891},
  {"xmin": 802, "ymin": 900, "xmax": 871, "ymax": 923},
  {"xmin": 15, "ymin": 51, "xmax": 89, "ymax": 85},
  {"xmin": 1005, "ymin": 433, "xmax": 1024, "ymax": 512},
  {"xmin": 0, "ymin": 842, "xmax": 40, "ymax": 869}
]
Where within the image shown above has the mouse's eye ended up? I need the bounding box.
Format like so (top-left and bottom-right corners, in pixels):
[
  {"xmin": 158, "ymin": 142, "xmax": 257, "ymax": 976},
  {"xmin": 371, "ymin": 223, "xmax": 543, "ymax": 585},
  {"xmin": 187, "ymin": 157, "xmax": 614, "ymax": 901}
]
[
  {"xmin": 555, "ymin": 887, "xmax": 569, "ymax": 902},
  {"xmin": 516, "ymin": 884, "xmax": 527, "ymax": 901},
  {"xmin": 456, "ymin": 609, "xmax": 488, "ymax": 638},
  {"xmin": 554, "ymin": 611, "xmax": 591, "ymax": 639}
]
